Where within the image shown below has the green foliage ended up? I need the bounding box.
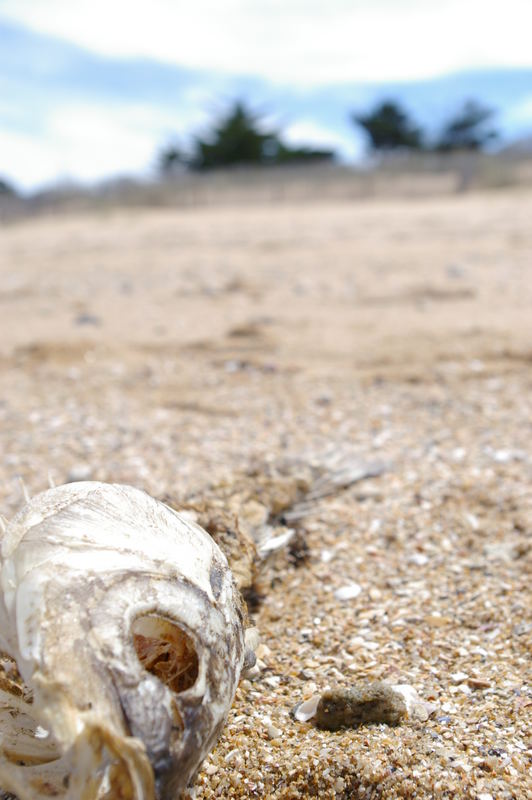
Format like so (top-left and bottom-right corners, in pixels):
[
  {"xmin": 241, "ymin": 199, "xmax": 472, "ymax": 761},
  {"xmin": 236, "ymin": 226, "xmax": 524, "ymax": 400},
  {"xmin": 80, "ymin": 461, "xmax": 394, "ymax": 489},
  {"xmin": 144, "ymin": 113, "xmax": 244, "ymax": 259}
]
[
  {"xmin": 0, "ymin": 177, "xmax": 17, "ymax": 196},
  {"xmin": 159, "ymin": 101, "xmax": 335, "ymax": 173},
  {"xmin": 353, "ymin": 100, "xmax": 423, "ymax": 151},
  {"xmin": 273, "ymin": 142, "xmax": 336, "ymax": 165},
  {"xmin": 158, "ymin": 96, "xmax": 500, "ymax": 174},
  {"xmin": 191, "ymin": 102, "xmax": 272, "ymax": 169},
  {"xmin": 436, "ymin": 100, "xmax": 498, "ymax": 152},
  {"xmin": 158, "ymin": 145, "xmax": 185, "ymax": 175}
]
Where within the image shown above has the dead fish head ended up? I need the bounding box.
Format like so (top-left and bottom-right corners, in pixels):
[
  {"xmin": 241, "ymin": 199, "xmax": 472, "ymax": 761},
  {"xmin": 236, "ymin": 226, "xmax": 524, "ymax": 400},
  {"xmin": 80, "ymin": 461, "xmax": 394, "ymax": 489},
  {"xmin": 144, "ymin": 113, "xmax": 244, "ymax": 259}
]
[{"xmin": 0, "ymin": 482, "xmax": 245, "ymax": 799}]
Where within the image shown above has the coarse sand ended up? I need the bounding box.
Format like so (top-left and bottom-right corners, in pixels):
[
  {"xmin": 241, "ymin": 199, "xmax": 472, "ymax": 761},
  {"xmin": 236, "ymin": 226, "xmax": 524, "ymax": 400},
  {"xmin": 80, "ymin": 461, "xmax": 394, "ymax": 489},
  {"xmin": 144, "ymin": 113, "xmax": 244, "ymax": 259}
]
[{"xmin": 0, "ymin": 190, "xmax": 531, "ymax": 798}]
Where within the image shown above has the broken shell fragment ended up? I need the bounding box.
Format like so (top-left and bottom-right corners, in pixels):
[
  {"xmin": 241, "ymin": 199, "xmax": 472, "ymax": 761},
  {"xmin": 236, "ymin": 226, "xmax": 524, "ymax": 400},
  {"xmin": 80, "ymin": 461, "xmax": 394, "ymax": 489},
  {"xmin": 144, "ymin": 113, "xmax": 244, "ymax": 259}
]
[
  {"xmin": 0, "ymin": 482, "xmax": 245, "ymax": 799},
  {"xmin": 291, "ymin": 695, "xmax": 321, "ymax": 723}
]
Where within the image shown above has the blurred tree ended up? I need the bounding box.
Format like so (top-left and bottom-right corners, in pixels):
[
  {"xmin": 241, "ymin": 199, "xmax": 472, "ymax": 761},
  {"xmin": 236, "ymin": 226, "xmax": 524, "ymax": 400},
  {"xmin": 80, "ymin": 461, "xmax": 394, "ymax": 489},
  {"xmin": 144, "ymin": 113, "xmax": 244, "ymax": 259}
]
[
  {"xmin": 0, "ymin": 177, "xmax": 17, "ymax": 196},
  {"xmin": 158, "ymin": 144, "xmax": 186, "ymax": 176},
  {"xmin": 191, "ymin": 102, "xmax": 272, "ymax": 169},
  {"xmin": 273, "ymin": 142, "xmax": 335, "ymax": 165},
  {"xmin": 159, "ymin": 101, "xmax": 335, "ymax": 172},
  {"xmin": 435, "ymin": 100, "xmax": 498, "ymax": 152},
  {"xmin": 352, "ymin": 100, "xmax": 423, "ymax": 151}
]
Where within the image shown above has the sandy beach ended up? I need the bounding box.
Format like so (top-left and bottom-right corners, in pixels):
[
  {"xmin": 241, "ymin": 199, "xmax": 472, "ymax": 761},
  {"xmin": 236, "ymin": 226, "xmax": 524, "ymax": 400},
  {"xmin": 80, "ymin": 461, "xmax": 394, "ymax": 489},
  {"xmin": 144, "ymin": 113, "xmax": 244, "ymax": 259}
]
[{"xmin": 0, "ymin": 188, "xmax": 531, "ymax": 798}]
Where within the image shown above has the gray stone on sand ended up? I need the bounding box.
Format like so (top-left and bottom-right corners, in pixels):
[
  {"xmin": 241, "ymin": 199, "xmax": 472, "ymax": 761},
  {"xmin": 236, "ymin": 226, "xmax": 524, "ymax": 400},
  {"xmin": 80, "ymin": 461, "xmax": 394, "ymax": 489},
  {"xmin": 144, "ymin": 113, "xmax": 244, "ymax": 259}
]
[{"xmin": 316, "ymin": 682, "xmax": 407, "ymax": 730}]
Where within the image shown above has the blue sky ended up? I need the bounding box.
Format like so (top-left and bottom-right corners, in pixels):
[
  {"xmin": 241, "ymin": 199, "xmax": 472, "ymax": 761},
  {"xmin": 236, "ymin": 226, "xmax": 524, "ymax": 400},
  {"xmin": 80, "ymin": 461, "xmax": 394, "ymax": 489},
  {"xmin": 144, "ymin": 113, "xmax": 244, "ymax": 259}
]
[{"xmin": 1, "ymin": 1, "xmax": 532, "ymax": 191}]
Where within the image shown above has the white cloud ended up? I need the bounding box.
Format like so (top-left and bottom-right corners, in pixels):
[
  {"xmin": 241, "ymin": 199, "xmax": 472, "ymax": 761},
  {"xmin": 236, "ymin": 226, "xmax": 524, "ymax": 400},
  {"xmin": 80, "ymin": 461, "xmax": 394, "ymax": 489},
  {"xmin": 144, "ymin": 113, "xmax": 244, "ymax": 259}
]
[
  {"xmin": 0, "ymin": 102, "xmax": 202, "ymax": 190},
  {"xmin": 283, "ymin": 120, "xmax": 360, "ymax": 159},
  {"xmin": 2, "ymin": 1, "xmax": 531, "ymax": 189},
  {"xmin": 1, "ymin": 0, "xmax": 532, "ymax": 85},
  {"xmin": 504, "ymin": 95, "xmax": 532, "ymax": 125},
  {"xmin": 0, "ymin": 129, "xmax": 62, "ymax": 188}
]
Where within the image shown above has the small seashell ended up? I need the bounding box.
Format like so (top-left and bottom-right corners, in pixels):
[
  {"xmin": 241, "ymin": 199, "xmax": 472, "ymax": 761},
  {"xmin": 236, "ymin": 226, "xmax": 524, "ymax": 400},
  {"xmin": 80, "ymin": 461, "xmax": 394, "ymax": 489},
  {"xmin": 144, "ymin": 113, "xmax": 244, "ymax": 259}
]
[
  {"xmin": 258, "ymin": 528, "xmax": 295, "ymax": 556},
  {"xmin": 391, "ymin": 684, "xmax": 438, "ymax": 722},
  {"xmin": 334, "ymin": 583, "xmax": 362, "ymax": 601},
  {"xmin": 292, "ymin": 694, "xmax": 321, "ymax": 722}
]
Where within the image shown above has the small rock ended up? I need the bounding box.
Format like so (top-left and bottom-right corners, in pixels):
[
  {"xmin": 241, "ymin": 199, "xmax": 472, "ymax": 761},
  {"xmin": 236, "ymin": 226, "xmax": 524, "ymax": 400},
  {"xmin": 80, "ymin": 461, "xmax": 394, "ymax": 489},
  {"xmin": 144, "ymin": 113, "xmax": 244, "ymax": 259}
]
[
  {"xmin": 465, "ymin": 512, "xmax": 479, "ymax": 530},
  {"xmin": 245, "ymin": 627, "xmax": 260, "ymax": 653},
  {"xmin": 67, "ymin": 463, "xmax": 93, "ymax": 482},
  {"xmin": 255, "ymin": 643, "xmax": 271, "ymax": 661},
  {"xmin": 242, "ymin": 650, "xmax": 257, "ymax": 674},
  {"xmin": 74, "ymin": 312, "xmax": 101, "ymax": 326},
  {"xmin": 243, "ymin": 664, "xmax": 261, "ymax": 680},
  {"xmin": 302, "ymin": 682, "xmax": 318, "ymax": 698},
  {"xmin": 346, "ymin": 636, "xmax": 379, "ymax": 651},
  {"xmin": 263, "ymin": 675, "xmax": 281, "ymax": 689},
  {"xmin": 409, "ymin": 553, "xmax": 429, "ymax": 566},
  {"xmin": 491, "ymin": 449, "xmax": 513, "ymax": 463},
  {"xmin": 266, "ymin": 724, "xmax": 282, "ymax": 740},
  {"xmin": 239, "ymin": 499, "xmax": 269, "ymax": 530},
  {"xmin": 241, "ymin": 653, "xmax": 257, "ymax": 675},
  {"xmin": 447, "ymin": 264, "xmax": 466, "ymax": 279},
  {"xmin": 223, "ymin": 748, "xmax": 240, "ymax": 763},
  {"xmin": 334, "ymin": 777, "xmax": 346, "ymax": 793},
  {"xmin": 334, "ymin": 583, "xmax": 362, "ymax": 601},
  {"xmin": 450, "ymin": 671, "xmax": 469, "ymax": 684},
  {"xmin": 242, "ymin": 627, "xmax": 260, "ymax": 674},
  {"xmin": 425, "ymin": 614, "xmax": 451, "ymax": 627},
  {"xmin": 315, "ymin": 682, "xmax": 407, "ymax": 730},
  {"xmin": 467, "ymin": 677, "xmax": 491, "ymax": 690}
]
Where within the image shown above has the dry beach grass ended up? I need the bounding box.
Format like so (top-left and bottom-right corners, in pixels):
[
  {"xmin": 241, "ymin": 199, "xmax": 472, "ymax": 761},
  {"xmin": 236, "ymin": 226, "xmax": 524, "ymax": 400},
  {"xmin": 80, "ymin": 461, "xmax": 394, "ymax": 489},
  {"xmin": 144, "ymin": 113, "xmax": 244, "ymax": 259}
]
[{"xmin": 0, "ymin": 185, "xmax": 531, "ymax": 798}]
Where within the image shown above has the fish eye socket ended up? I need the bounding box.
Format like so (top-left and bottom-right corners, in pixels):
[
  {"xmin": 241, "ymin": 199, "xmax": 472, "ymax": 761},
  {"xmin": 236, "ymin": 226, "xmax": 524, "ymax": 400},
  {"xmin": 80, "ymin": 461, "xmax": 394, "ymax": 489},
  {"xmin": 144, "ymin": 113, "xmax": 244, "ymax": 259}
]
[{"xmin": 132, "ymin": 614, "xmax": 199, "ymax": 694}]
